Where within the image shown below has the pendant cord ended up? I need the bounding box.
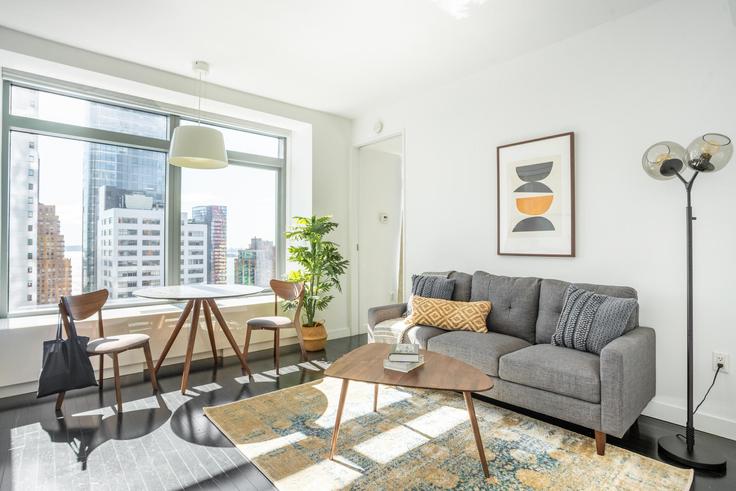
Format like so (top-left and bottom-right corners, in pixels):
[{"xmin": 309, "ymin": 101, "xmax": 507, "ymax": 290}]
[{"xmin": 197, "ymin": 71, "xmax": 202, "ymax": 125}]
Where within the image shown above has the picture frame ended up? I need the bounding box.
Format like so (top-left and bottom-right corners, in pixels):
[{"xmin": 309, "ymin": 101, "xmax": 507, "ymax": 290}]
[{"xmin": 497, "ymin": 132, "xmax": 575, "ymax": 257}]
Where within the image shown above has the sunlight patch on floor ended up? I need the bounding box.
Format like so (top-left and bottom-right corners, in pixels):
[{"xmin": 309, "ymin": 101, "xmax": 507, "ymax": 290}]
[
  {"xmin": 312, "ymin": 378, "xmax": 412, "ymax": 429},
  {"xmin": 192, "ymin": 382, "xmax": 222, "ymax": 393},
  {"xmin": 404, "ymin": 405, "xmax": 468, "ymax": 438},
  {"xmin": 353, "ymin": 425, "xmax": 430, "ymax": 464},
  {"xmin": 236, "ymin": 431, "xmax": 308, "ymax": 459},
  {"xmin": 276, "ymin": 456, "xmax": 364, "ymax": 491}
]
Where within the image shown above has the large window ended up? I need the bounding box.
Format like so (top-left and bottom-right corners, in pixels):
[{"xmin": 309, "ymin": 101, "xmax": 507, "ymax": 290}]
[{"xmin": 2, "ymin": 78, "xmax": 286, "ymax": 316}]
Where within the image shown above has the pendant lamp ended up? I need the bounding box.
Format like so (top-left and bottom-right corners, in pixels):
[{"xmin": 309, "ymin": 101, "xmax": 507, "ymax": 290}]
[{"xmin": 168, "ymin": 61, "xmax": 228, "ymax": 169}]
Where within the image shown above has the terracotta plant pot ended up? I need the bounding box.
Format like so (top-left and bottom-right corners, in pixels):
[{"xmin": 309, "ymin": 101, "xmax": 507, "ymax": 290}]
[{"xmin": 301, "ymin": 322, "xmax": 327, "ymax": 351}]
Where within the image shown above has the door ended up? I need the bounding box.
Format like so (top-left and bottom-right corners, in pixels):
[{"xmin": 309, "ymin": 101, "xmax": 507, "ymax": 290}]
[{"xmin": 356, "ymin": 136, "xmax": 404, "ymax": 333}]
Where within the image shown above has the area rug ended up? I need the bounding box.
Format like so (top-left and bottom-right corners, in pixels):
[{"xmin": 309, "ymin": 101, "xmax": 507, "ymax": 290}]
[{"xmin": 204, "ymin": 377, "xmax": 693, "ymax": 490}]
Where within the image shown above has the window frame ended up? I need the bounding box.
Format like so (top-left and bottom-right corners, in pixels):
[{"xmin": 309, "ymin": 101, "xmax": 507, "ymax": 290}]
[{"xmin": 1, "ymin": 73, "xmax": 286, "ymax": 318}]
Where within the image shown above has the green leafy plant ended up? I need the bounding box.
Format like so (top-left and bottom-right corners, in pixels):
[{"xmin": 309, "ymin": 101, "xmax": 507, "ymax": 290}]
[{"xmin": 284, "ymin": 215, "xmax": 349, "ymax": 326}]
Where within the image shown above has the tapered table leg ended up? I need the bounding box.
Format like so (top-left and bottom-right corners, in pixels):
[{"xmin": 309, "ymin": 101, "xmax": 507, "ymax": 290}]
[
  {"xmin": 329, "ymin": 379, "xmax": 350, "ymax": 459},
  {"xmin": 180, "ymin": 300, "xmax": 202, "ymax": 394},
  {"xmin": 463, "ymin": 391, "xmax": 489, "ymax": 478},
  {"xmin": 207, "ymin": 298, "xmax": 250, "ymax": 375},
  {"xmin": 202, "ymin": 300, "xmax": 219, "ymax": 366},
  {"xmin": 373, "ymin": 384, "xmax": 379, "ymax": 412},
  {"xmin": 154, "ymin": 300, "xmax": 194, "ymax": 374}
]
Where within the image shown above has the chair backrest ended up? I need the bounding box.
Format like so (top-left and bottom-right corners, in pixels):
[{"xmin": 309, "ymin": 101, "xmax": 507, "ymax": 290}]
[
  {"xmin": 270, "ymin": 279, "xmax": 305, "ymax": 324},
  {"xmin": 59, "ymin": 289, "xmax": 109, "ymax": 338}
]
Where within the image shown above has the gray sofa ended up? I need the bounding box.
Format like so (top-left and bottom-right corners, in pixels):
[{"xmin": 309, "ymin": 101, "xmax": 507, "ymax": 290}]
[{"xmin": 367, "ymin": 271, "xmax": 656, "ymax": 455}]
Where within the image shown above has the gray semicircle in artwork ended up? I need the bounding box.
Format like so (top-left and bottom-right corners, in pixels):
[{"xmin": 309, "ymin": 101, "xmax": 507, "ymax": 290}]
[
  {"xmin": 513, "ymin": 182, "xmax": 553, "ymax": 193},
  {"xmin": 515, "ymin": 161, "xmax": 553, "ymax": 182},
  {"xmin": 513, "ymin": 216, "xmax": 555, "ymax": 232}
]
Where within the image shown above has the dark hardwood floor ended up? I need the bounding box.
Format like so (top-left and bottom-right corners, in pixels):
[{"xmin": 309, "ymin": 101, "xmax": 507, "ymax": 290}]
[{"xmin": 0, "ymin": 334, "xmax": 732, "ymax": 490}]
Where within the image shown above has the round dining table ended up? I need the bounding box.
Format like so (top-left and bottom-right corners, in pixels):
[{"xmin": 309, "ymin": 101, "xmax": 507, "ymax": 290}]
[{"xmin": 134, "ymin": 284, "xmax": 264, "ymax": 393}]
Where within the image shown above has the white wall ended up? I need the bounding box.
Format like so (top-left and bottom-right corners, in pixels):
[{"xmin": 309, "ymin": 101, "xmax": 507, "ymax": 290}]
[
  {"xmin": 353, "ymin": 0, "xmax": 736, "ymax": 439},
  {"xmin": 0, "ymin": 28, "xmax": 353, "ymax": 396},
  {"xmin": 357, "ymin": 147, "xmax": 403, "ymax": 331}
]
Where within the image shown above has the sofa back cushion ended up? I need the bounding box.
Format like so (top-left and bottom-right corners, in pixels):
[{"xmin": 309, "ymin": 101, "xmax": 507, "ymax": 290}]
[
  {"xmin": 470, "ymin": 271, "xmax": 540, "ymax": 344},
  {"xmin": 536, "ymin": 278, "xmax": 639, "ymax": 344},
  {"xmin": 448, "ymin": 271, "xmax": 472, "ymax": 302}
]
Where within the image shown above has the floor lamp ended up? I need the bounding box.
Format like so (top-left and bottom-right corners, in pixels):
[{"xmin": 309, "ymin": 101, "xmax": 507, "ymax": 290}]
[{"xmin": 642, "ymin": 133, "xmax": 732, "ymax": 472}]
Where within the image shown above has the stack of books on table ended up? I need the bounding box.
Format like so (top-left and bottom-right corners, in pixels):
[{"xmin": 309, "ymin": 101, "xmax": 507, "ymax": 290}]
[{"xmin": 383, "ymin": 343, "xmax": 424, "ymax": 373}]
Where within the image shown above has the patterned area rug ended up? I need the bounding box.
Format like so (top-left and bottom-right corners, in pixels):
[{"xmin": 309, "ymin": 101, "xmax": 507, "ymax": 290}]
[{"xmin": 204, "ymin": 377, "xmax": 692, "ymax": 490}]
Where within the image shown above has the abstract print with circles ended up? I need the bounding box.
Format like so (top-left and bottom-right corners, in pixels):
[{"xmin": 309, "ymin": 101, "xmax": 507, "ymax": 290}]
[
  {"xmin": 513, "ymin": 161, "xmax": 555, "ymax": 232},
  {"xmin": 497, "ymin": 132, "xmax": 575, "ymax": 256}
]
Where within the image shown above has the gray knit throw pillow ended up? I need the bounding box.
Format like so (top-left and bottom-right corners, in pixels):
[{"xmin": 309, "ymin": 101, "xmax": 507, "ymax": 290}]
[
  {"xmin": 551, "ymin": 285, "xmax": 638, "ymax": 354},
  {"xmin": 405, "ymin": 274, "xmax": 455, "ymax": 316}
]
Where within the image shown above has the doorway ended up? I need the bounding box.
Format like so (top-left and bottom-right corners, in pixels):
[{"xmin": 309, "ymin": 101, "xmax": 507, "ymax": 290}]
[{"xmin": 353, "ymin": 135, "xmax": 404, "ymax": 334}]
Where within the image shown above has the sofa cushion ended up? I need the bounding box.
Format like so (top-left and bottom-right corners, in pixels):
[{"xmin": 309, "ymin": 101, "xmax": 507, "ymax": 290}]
[
  {"xmin": 405, "ymin": 325, "xmax": 447, "ymax": 349},
  {"xmin": 470, "ymin": 271, "xmax": 541, "ymax": 344},
  {"xmin": 498, "ymin": 344, "xmax": 601, "ymax": 403},
  {"xmin": 407, "ymin": 296, "xmax": 491, "ymax": 333},
  {"xmin": 428, "ymin": 331, "xmax": 530, "ymax": 376},
  {"xmin": 536, "ymin": 278, "xmax": 639, "ymax": 344},
  {"xmin": 551, "ymin": 285, "xmax": 638, "ymax": 354},
  {"xmin": 448, "ymin": 271, "xmax": 472, "ymax": 302},
  {"xmin": 407, "ymin": 274, "xmax": 456, "ymax": 316}
]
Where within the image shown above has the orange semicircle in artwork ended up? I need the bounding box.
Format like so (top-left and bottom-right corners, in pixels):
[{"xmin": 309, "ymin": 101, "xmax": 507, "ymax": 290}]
[{"xmin": 516, "ymin": 195, "xmax": 553, "ymax": 215}]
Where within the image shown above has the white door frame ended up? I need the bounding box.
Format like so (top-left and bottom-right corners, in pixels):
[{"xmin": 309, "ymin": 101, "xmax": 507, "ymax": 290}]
[{"xmin": 348, "ymin": 131, "xmax": 406, "ymax": 337}]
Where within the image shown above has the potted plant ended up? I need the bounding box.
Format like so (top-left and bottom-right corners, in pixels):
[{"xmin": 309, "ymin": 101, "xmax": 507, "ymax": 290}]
[{"xmin": 284, "ymin": 215, "xmax": 349, "ymax": 351}]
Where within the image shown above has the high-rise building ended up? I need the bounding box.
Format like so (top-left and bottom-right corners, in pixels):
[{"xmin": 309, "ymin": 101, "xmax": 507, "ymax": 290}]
[
  {"xmin": 191, "ymin": 205, "xmax": 227, "ymax": 284},
  {"xmin": 97, "ymin": 186, "xmax": 165, "ymax": 300},
  {"xmin": 233, "ymin": 249, "xmax": 256, "ymax": 285},
  {"xmin": 82, "ymin": 103, "xmax": 165, "ymax": 292},
  {"xmin": 233, "ymin": 237, "xmax": 276, "ymax": 287},
  {"xmin": 36, "ymin": 204, "xmax": 72, "ymax": 305},
  {"xmin": 8, "ymin": 89, "xmax": 39, "ymax": 309},
  {"xmin": 180, "ymin": 213, "xmax": 208, "ymax": 285}
]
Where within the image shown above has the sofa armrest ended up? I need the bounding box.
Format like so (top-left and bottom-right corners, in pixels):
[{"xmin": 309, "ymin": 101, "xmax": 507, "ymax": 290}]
[
  {"xmin": 367, "ymin": 303, "xmax": 407, "ymax": 330},
  {"xmin": 600, "ymin": 326, "xmax": 656, "ymax": 437}
]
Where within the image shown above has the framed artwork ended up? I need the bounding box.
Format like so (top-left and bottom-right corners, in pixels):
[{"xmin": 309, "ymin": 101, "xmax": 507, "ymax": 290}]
[{"xmin": 497, "ymin": 132, "xmax": 575, "ymax": 256}]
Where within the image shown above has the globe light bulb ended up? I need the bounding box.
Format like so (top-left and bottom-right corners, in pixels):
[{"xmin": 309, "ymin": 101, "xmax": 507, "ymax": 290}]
[
  {"xmin": 687, "ymin": 133, "xmax": 733, "ymax": 173},
  {"xmin": 642, "ymin": 141, "xmax": 686, "ymax": 180}
]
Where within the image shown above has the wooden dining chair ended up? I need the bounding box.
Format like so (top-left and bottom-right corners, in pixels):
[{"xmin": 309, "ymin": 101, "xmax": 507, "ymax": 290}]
[
  {"xmin": 243, "ymin": 280, "xmax": 306, "ymax": 374},
  {"xmin": 56, "ymin": 289, "xmax": 158, "ymax": 412}
]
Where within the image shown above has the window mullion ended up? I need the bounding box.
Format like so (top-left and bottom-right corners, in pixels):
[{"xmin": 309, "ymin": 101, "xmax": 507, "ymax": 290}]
[
  {"xmin": 166, "ymin": 115, "xmax": 181, "ymax": 286},
  {"xmin": 1, "ymin": 81, "xmax": 11, "ymax": 318}
]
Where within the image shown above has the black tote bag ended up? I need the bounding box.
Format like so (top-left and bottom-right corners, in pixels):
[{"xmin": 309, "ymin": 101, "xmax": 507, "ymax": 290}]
[{"xmin": 37, "ymin": 298, "xmax": 98, "ymax": 398}]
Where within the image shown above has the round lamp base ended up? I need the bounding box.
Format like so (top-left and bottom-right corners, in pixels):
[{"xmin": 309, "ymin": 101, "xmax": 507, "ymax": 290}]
[{"xmin": 658, "ymin": 435, "xmax": 727, "ymax": 472}]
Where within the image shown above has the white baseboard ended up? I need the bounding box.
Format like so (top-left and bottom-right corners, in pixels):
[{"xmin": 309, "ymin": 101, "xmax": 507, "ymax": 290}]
[
  {"xmin": 327, "ymin": 326, "xmax": 353, "ymax": 340},
  {"xmin": 643, "ymin": 398, "xmax": 736, "ymax": 442}
]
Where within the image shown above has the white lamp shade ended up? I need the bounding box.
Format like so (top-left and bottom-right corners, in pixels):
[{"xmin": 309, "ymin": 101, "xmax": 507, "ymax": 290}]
[{"xmin": 168, "ymin": 125, "xmax": 228, "ymax": 169}]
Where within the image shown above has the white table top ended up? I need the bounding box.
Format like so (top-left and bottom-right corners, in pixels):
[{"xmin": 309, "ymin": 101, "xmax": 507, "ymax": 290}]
[{"xmin": 133, "ymin": 284, "xmax": 264, "ymax": 301}]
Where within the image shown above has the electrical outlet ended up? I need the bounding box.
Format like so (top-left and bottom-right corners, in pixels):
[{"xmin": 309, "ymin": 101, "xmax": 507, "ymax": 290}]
[{"xmin": 712, "ymin": 352, "xmax": 730, "ymax": 373}]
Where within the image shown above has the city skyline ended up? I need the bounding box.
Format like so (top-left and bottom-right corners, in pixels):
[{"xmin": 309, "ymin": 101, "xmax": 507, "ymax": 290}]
[{"xmin": 8, "ymin": 87, "xmax": 279, "ymax": 311}]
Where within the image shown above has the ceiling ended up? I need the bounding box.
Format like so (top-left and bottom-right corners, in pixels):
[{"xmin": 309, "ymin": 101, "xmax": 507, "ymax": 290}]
[{"xmin": 0, "ymin": 0, "xmax": 659, "ymax": 117}]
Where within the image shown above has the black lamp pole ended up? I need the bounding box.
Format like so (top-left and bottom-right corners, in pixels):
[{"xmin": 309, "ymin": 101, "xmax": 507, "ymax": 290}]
[{"xmin": 655, "ymin": 168, "xmax": 726, "ymax": 472}]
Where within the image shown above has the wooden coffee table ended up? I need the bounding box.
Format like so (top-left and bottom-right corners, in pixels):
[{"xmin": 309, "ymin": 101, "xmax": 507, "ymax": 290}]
[{"xmin": 324, "ymin": 343, "xmax": 493, "ymax": 477}]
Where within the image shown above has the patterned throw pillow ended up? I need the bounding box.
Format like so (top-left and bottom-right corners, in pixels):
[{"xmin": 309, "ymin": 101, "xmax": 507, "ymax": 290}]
[
  {"xmin": 551, "ymin": 285, "xmax": 638, "ymax": 354},
  {"xmin": 405, "ymin": 274, "xmax": 456, "ymax": 316},
  {"xmin": 406, "ymin": 296, "xmax": 491, "ymax": 333}
]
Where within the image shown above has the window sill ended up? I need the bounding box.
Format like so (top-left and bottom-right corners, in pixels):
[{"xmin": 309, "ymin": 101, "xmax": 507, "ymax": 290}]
[{"xmin": 0, "ymin": 294, "xmax": 274, "ymax": 331}]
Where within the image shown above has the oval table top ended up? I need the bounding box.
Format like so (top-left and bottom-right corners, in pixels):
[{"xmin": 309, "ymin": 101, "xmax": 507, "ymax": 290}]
[
  {"xmin": 133, "ymin": 284, "xmax": 264, "ymax": 301},
  {"xmin": 325, "ymin": 343, "xmax": 493, "ymax": 393}
]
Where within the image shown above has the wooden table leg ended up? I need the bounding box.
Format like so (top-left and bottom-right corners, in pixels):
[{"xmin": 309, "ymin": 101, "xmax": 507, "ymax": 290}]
[
  {"xmin": 329, "ymin": 379, "xmax": 350, "ymax": 459},
  {"xmin": 202, "ymin": 300, "xmax": 219, "ymax": 366},
  {"xmin": 180, "ymin": 300, "xmax": 202, "ymax": 394},
  {"xmin": 463, "ymin": 391, "xmax": 489, "ymax": 478},
  {"xmin": 207, "ymin": 299, "xmax": 250, "ymax": 375},
  {"xmin": 373, "ymin": 384, "xmax": 379, "ymax": 412},
  {"xmin": 154, "ymin": 300, "xmax": 194, "ymax": 374}
]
